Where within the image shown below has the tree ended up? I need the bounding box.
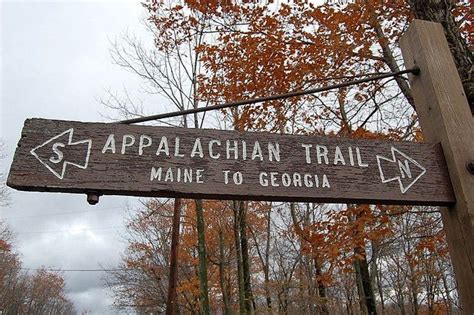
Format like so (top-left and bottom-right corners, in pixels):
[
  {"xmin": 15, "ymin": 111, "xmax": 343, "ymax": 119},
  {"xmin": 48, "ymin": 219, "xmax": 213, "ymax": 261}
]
[
  {"xmin": 408, "ymin": 0, "xmax": 473, "ymax": 114},
  {"xmin": 103, "ymin": 1, "xmax": 221, "ymax": 311},
  {"xmin": 195, "ymin": 1, "xmax": 468, "ymax": 313},
  {"xmin": 105, "ymin": 199, "xmax": 239, "ymax": 313},
  {"xmin": 0, "ymin": 222, "xmax": 76, "ymax": 313},
  {"xmin": 1, "ymin": 145, "xmax": 75, "ymax": 313}
]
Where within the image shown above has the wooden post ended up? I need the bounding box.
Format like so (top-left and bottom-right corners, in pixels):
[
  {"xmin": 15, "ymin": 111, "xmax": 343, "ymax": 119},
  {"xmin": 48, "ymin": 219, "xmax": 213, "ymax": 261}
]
[
  {"xmin": 166, "ymin": 198, "xmax": 182, "ymax": 315},
  {"xmin": 400, "ymin": 20, "xmax": 474, "ymax": 314}
]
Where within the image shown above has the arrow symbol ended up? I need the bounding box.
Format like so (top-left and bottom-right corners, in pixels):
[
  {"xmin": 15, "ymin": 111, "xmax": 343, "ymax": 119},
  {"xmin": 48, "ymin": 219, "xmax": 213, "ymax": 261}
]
[
  {"xmin": 30, "ymin": 128, "xmax": 92, "ymax": 179},
  {"xmin": 376, "ymin": 146, "xmax": 426, "ymax": 194}
]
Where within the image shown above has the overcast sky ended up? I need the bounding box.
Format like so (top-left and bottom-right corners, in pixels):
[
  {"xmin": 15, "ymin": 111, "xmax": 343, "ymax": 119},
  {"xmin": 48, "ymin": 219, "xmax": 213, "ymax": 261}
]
[{"xmin": 1, "ymin": 1, "xmax": 158, "ymax": 313}]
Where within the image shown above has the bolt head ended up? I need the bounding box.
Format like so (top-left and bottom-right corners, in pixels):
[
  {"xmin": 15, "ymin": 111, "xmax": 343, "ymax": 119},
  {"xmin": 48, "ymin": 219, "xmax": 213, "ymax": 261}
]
[
  {"xmin": 87, "ymin": 194, "xmax": 100, "ymax": 205},
  {"xmin": 467, "ymin": 161, "xmax": 474, "ymax": 175}
]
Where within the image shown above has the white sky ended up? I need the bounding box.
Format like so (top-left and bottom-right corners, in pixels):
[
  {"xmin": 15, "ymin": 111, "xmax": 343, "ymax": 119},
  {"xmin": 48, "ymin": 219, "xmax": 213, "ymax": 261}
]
[{"xmin": 1, "ymin": 1, "xmax": 156, "ymax": 313}]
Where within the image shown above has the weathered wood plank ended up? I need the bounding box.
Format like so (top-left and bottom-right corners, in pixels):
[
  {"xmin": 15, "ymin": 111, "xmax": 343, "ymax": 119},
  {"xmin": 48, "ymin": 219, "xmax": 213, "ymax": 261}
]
[
  {"xmin": 8, "ymin": 118, "xmax": 454, "ymax": 205},
  {"xmin": 400, "ymin": 19, "xmax": 474, "ymax": 314}
]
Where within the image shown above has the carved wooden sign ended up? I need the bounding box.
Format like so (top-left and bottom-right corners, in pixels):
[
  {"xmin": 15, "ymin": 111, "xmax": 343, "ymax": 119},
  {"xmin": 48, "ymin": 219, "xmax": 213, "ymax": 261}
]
[{"xmin": 7, "ymin": 118, "xmax": 455, "ymax": 205}]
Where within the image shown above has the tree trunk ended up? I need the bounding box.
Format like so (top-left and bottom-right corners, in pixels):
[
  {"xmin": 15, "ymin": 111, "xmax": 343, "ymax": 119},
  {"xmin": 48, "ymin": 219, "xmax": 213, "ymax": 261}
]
[
  {"xmin": 351, "ymin": 206, "xmax": 377, "ymax": 315},
  {"xmin": 233, "ymin": 200, "xmax": 246, "ymax": 314},
  {"xmin": 239, "ymin": 201, "xmax": 255, "ymax": 313},
  {"xmin": 194, "ymin": 199, "xmax": 210, "ymax": 315},
  {"xmin": 408, "ymin": 0, "xmax": 473, "ymax": 114},
  {"xmin": 166, "ymin": 198, "xmax": 182, "ymax": 315},
  {"xmin": 439, "ymin": 261, "xmax": 453, "ymax": 314},
  {"xmin": 264, "ymin": 205, "xmax": 273, "ymax": 312},
  {"xmin": 314, "ymin": 257, "xmax": 329, "ymax": 315},
  {"xmin": 354, "ymin": 245, "xmax": 377, "ymax": 315},
  {"xmin": 371, "ymin": 242, "xmax": 385, "ymax": 314},
  {"xmin": 408, "ymin": 263, "xmax": 419, "ymax": 315},
  {"xmin": 290, "ymin": 202, "xmax": 328, "ymax": 315},
  {"xmin": 218, "ymin": 226, "xmax": 232, "ymax": 315},
  {"xmin": 354, "ymin": 258, "xmax": 368, "ymax": 315},
  {"xmin": 368, "ymin": 9, "xmax": 415, "ymax": 109}
]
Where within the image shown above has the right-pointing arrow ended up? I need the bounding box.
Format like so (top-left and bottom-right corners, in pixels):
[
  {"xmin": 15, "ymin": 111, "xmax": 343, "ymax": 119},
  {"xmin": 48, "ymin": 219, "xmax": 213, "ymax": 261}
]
[{"xmin": 376, "ymin": 146, "xmax": 426, "ymax": 194}]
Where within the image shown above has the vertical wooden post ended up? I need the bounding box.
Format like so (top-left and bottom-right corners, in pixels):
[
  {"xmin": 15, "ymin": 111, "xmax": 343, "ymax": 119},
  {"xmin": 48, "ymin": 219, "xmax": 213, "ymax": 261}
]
[
  {"xmin": 166, "ymin": 198, "xmax": 182, "ymax": 315},
  {"xmin": 400, "ymin": 20, "xmax": 474, "ymax": 314}
]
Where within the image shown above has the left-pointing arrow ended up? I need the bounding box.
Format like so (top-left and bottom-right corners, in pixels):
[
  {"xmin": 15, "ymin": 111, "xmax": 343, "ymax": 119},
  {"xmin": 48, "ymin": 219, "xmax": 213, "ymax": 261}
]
[{"xmin": 30, "ymin": 128, "xmax": 92, "ymax": 179}]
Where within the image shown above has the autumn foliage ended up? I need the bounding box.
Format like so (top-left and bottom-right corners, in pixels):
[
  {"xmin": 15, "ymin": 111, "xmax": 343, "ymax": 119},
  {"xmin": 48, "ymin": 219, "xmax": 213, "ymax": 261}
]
[
  {"xmin": 106, "ymin": 198, "xmax": 455, "ymax": 313},
  {"xmin": 105, "ymin": 0, "xmax": 471, "ymax": 313}
]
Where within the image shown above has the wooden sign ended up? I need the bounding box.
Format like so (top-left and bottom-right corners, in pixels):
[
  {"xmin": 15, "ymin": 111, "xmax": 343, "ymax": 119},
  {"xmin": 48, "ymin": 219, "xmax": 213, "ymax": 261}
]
[{"xmin": 7, "ymin": 118, "xmax": 455, "ymax": 205}]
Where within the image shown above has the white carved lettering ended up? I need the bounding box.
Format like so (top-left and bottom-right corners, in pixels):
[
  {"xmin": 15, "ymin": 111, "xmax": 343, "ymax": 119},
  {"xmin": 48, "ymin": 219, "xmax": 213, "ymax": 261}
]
[
  {"xmin": 102, "ymin": 134, "xmax": 116, "ymax": 154},
  {"xmin": 270, "ymin": 172, "xmax": 279, "ymax": 186},
  {"xmin": 226, "ymin": 140, "xmax": 238, "ymax": 159},
  {"xmin": 121, "ymin": 135, "xmax": 135, "ymax": 154},
  {"xmin": 304, "ymin": 174, "xmax": 313, "ymax": 187},
  {"xmin": 223, "ymin": 170, "xmax": 231, "ymax": 184},
  {"xmin": 176, "ymin": 168, "xmax": 181, "ymax": 182},
  {"xmin": 316, "ymin": 145, "xmax": 329, "ymax": 165},
  {"xmin": 156, "ymin": 136, "xmax": 169, "ymax": 156},
  {"xmin": 209, "ymin": 140, "xmax": 221, "ymax": 159},
  {"xmin": 49, "ymin": 143, "xmax": 65, "ymax": 163},
  {"xmin": 282, "ymin": 173, "xmax": 291, "ymax": 187},
  {"xmin": 302, "ymin": 144, "xmax": 312, "ymax": 164},
  {"xmin": 252, "ymin": 141, "xmax": 263, "ymax": 161},
  {"xmin": 333, "ymin": 146, "xmax": 346, "ymax": 165},
  {"xmin": 191, "ymin": 138, "xmax": 204, "ymax": 158},
  {"xmin": 314, "ymin": 174, "xmax": 319, "ymax": 187},
  {"xmin": 150, "ymin": 167, "xmax": 162, "ymax": 181},
  {"xmin": 164, "ymin": 168, "xmax": 174, "ymax": 182},
  {"xmin": 233, "ymin": 172, "xmax": 243, "ymax": 185},
  {"xmin": 259, "ymin": 172, "xmax": 268, "ymax": 186},
  {"xmin": 398, "ymin": 160, "xmax": 412, "ymax": 178},
  {"xmin": 174, "ymin": 137, "xmax": 184, "ymax": 157},
  {"xmin": 139, "ymin": 135, "xmax": 152, "ymax": 156},
  {"xmin": 348, "ymin": 147, "xmax": 355, "ymax": 166},
  {"xmin": 268, "ymin": 142, "xmax": 280, "ymax": 162},
  {"xmin": 356, "ymin": 147, "xmax": 368, "ymax": 167},
  {"xmin": 322, "ymin": 174, "xmax": 330, "ymax": 188},
  {"xmin": 184, "ymin": 168, "xmax": 193, "ymax": 182},
  {"xmin": 196, "ymin": 169, "xmax": 204, "ymax": 183},
  {"xmin": 293, "ymin": 173, "xmax": 302, "ymax": 187}
]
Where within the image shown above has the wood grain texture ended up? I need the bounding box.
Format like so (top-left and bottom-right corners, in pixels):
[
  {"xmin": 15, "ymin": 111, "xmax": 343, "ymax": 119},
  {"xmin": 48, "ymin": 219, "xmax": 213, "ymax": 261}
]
[
  {"xmin": 400, "ymin": 19, "xmax": 474, "ymax": 314},
  {"xmin": 8, "ymin": 118, "xmax": 454, "ymax": 206}
]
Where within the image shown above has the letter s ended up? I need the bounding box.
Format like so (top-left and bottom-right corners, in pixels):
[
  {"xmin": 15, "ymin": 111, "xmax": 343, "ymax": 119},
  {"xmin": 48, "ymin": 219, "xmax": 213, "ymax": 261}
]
[{"xmin": 49, "ymin": 142, "xmax": 65, "ymax": 164}]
